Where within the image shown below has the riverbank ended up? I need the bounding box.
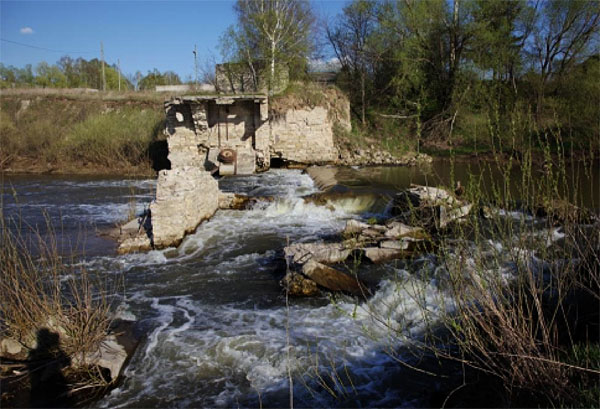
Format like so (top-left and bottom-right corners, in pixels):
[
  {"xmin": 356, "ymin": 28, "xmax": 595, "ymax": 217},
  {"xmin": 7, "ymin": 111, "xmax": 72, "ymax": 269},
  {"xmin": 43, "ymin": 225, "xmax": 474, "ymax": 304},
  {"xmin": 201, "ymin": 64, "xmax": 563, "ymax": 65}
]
[{"xmin": 0, "ymin": 92, "xmax": 170, "ymax": 176}]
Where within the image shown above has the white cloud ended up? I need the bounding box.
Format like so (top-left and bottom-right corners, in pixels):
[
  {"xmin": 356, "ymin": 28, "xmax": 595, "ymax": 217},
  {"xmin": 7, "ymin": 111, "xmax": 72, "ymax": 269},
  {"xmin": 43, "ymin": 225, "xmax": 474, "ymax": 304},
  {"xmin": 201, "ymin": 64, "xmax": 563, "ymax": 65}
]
[{"xmin": 20, "ymin": 27, "xmax": 34, "ymax": 35}]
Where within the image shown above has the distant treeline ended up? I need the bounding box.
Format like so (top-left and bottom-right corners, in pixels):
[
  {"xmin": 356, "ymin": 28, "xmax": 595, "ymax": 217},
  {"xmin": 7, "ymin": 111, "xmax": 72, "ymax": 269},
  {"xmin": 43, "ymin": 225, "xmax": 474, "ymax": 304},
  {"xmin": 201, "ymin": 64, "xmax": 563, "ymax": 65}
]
[{"xmin": 0, "ymin": 56, "xmax": 183, "ymax": 91}]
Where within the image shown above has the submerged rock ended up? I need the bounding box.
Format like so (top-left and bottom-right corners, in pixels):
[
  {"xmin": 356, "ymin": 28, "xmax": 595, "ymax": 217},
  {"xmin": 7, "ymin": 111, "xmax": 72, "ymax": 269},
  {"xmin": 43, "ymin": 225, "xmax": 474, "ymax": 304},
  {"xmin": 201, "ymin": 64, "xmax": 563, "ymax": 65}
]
[
  {"xmin": 535, "ymin": 199, "xmax": 598, "ymax": 225},
  {"xmin": 281, "ymin": 271, "xmax": 319, "ymax": 296},
  {"xmin": 391, "ymin": 184, "xmax": 472, "ymax": 229},
  {"xmin": 218, "ymin": 192, "xmax": 274, "ymax": 210},
  {"xmin": 302, "ymin": 191, "xmax": 378, "ymax": 213}
]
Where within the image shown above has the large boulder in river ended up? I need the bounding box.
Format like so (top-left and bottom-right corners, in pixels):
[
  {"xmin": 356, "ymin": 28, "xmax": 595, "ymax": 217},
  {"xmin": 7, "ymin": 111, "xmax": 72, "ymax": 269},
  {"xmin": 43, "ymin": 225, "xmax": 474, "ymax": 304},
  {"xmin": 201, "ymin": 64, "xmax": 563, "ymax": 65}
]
[
  {"xmin": 302, "ymin": 260, "xmax": 367, "ymax": 296},
  {"xmin": 281, "ymin": 271, "xmax": 319, "ymax": 296},
  {"xmin": 391, "ymin": 185, "xmax": 472, "ymax": 229}
]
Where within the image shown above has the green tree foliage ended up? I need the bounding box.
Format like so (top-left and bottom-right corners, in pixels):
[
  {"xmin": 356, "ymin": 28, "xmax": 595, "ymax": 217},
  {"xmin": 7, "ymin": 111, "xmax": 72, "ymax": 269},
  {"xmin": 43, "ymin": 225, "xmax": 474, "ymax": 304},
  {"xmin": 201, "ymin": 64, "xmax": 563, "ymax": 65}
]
[
  {"xmin": 221, "ymin": 0, "xmax": 315, "ymax": 95},
  {"xmin": 327, "ymin": 0, "xmax": 379, "ymax": 125},
  {"xmin": 137, "ymin": 69, "xmax": 182, "ymax": 91},
  {"xmin": 526, "ymin": 0, "xmax": 600, "ymax": 116},
  {"xmin": 326, "ymin": 0, "xmax": 599, "ymax": 150},
  {"xmin": 0, "ymin": 57, "xmax": 133, "ymax": 90}
]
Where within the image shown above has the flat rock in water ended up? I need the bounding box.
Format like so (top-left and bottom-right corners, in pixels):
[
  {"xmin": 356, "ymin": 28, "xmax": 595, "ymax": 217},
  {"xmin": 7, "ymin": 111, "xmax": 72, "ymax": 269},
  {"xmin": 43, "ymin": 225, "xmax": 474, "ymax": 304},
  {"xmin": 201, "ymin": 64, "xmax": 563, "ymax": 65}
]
[
  {"xmin": 302, "ymin": 260, "xmax": 367, "ymax": 296},
  {"xmin": 363, "ymin": 247, "xmax": 412, "ymax": 263},
  {"xmin": 284, "ymin": 242, "xmax": 351, "ymax": 265},
  {"xmin": 343, "ymin": 219, "xmax": 373, "ymax": 235},
  {"xmin": 72, "ymin": 319, "xmax": 139, "ymax": 382},
  {"xmin": 117, "ymin": 216, "xmax": 152, "ymax": 254},
  {"xmin": 384, "ymin": 222, "xmax": 425, "ymax": 239},
  {"xmin": 439, "ymin": 203, "xmax": 473, "ymax": 228},
  {"xmin": 407, "ymin": 185, "xmax": 457, "ymax": 204},
  {"xmin": 380, "ymin": 240, "xmax": 410, "ymax": 250}
]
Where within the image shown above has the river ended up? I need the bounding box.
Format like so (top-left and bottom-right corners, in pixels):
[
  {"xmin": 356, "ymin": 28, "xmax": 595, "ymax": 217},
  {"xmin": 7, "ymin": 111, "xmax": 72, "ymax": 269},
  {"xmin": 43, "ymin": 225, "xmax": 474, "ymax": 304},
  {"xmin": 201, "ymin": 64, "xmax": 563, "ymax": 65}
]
[{"xmin": 2, "ymin": 159, "xmax": 598, "ymax": 407}]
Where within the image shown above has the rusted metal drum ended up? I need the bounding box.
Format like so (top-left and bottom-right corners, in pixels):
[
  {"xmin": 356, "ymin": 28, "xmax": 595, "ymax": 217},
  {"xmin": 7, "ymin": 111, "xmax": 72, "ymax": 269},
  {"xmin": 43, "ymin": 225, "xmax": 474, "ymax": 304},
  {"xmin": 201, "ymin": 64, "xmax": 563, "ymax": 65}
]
[{"xmin": 218, "ymin": 148, "xmax": 236, "ymax": 164}]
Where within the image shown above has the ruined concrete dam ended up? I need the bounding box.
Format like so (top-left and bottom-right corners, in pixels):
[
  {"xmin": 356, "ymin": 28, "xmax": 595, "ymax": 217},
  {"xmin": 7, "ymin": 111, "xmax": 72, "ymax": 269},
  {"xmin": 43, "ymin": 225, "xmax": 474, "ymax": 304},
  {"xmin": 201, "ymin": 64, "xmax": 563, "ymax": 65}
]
[{"xmin": 118, "ymin": 91, "xmax": 351, "ymax": 253}]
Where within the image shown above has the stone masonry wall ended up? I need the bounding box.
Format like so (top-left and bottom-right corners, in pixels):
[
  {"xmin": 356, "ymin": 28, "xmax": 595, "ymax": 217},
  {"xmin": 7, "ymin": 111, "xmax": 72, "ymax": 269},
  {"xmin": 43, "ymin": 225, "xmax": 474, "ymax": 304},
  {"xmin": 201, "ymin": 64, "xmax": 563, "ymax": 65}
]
[{"xmin": 269, "ymin": 106, "xmax": 339, "ymax": 163}]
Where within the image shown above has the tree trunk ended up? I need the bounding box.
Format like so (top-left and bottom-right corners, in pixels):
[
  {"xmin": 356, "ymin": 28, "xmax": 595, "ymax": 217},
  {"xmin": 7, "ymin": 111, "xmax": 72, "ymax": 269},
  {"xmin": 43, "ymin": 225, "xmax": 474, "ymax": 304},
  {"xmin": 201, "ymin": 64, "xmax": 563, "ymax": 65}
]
[
  {"xmin": 270, "ymin": 40, "xmax": 276, "ymax": 96},
  {"xmin": 361, "ymin": 70, "xmax": 366, "ymax": 126}
]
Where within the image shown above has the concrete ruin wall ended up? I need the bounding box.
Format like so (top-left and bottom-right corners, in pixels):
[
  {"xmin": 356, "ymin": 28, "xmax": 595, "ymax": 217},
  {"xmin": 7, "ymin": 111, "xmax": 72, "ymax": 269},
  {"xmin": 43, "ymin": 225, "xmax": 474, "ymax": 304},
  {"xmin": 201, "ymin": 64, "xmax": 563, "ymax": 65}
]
[
  {"xmin": 164, "ymin": 90, "xmax": 351, "ymax": 169},
  {"xmin": 269, "ymin": 106, "xmax": 339, "ymax": 163},
  {"xmin": 150, "ymin": 166, "xmax": 219, "ymax": 249},
  {"xmin": 269, "ymin": 94, "xmax": 351, "ymax": 164},
  {"xmin": 119, "ymin": 89, "xmax": 351, "ymax": 253}
]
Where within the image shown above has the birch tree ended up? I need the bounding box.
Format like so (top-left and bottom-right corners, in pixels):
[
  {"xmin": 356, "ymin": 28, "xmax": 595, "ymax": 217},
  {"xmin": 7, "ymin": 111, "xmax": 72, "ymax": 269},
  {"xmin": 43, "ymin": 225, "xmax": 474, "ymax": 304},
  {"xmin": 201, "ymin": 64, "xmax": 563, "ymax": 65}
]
[{"xmin": 233, "ymin": 0, "xmax": 314, "ymax": 95}]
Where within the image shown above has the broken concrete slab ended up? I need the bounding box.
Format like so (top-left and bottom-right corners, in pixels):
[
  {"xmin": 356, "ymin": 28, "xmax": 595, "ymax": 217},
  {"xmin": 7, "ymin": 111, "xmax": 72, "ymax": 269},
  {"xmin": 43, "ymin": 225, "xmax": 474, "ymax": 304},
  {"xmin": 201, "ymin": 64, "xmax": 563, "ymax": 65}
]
[
  {"xmin": 363, "ymin": 247, "xmax": 413, "ymax": 263},
  {"xmin": 284, "ymin": 242, "xmax": 352, "ymax": 265},
  {"xmin": 150, "ymin": 167, "xmax": 219, "ymax": 249},
  {"xmin": 301, "ymin": 260, "xmax": 367, "ymax": 296},
  {"xmin": 391, "ymin": 185, "xmax": 473, "ymax": 230},
  {"xmin": 380, "ymin": 240, "xmax": 411, "ymax": 250},
  {"xmin": 384, "ymin": 222, "xmax": 426, "ymax": 239}
]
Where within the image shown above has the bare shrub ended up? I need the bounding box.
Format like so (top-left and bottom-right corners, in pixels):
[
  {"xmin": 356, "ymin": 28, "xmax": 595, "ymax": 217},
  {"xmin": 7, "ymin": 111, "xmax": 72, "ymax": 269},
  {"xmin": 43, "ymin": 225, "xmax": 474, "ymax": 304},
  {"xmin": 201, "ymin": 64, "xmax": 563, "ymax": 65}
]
[{"xmin": 0, "ymin": 209, "xmax": 115, "ymax": 361}]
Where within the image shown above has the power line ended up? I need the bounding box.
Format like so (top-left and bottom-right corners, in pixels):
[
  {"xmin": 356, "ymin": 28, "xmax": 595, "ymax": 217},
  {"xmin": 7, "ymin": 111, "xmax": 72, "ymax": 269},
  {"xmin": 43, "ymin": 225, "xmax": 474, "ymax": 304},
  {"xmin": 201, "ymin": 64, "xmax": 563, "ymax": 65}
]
[{"xmin": 0, "ymin": 38, "xmax": 94, "ymax": 54}]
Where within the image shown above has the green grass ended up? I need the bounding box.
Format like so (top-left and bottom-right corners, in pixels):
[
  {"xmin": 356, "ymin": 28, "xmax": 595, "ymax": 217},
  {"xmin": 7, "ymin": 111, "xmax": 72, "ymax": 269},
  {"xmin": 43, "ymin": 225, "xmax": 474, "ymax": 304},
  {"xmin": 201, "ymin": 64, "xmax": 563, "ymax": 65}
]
[
  {"xmin": 0, "ymin": 95, "xmax": 164, "ymax": 174},
  {"xmin": 61, "ymin": 108, "xmax": 163, "ymax": 168}
]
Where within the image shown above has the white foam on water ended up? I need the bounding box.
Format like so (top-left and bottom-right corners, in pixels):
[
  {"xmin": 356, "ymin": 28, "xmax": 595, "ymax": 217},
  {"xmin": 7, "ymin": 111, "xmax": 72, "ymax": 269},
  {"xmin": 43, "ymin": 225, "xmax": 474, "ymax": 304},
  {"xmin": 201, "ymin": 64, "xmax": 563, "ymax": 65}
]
[{"xmin": 101, "ymin": 270, "xmax": 453, "ymax": 408}]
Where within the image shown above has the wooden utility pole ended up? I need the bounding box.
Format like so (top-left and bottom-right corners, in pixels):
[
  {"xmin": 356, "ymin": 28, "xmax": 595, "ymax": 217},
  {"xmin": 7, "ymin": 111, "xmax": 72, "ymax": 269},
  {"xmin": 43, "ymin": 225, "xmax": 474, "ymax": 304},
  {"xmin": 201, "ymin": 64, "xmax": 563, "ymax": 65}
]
[
  {"xmin": 193, "ymin": 44, "xmax": 198, "ymax": 89},
  {"xmin": 118, "ymin": 59, "xmax": 121, "ymax": 91},
  {"xmin": 100, "ymin": 41, "xmax": 106, "ymax": 91}
]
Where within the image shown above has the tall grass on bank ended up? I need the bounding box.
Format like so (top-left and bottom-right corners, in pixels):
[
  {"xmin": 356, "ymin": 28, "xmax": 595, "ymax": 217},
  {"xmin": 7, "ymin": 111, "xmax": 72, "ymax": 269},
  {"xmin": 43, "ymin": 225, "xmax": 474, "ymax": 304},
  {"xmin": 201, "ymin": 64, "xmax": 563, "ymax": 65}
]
[
  {"xmin": 335, "ymin": 107, "xmax": 599, "ymax": 406},
  {"xmin": 0, "ymin": 96, "xmax": 164, "ymax": 174},
  {"xmin": 61, "ymin": 108, "xmax": 162, "ymax": 169},
  {"xmin": 0, "ymin": 209, "xmax": 116, "ymax": 364},
  {"xmin": 430, "ymin": 115, "xmax": 600, "ymax": 405}
]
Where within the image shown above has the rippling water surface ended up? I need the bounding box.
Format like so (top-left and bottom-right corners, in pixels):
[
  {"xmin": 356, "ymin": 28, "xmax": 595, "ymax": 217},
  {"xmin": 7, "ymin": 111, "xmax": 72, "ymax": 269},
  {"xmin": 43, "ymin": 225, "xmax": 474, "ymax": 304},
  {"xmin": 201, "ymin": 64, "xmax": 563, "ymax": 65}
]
[{"xmin": 5, "ymin": 163, "xmax": 574, "ymax": 407}]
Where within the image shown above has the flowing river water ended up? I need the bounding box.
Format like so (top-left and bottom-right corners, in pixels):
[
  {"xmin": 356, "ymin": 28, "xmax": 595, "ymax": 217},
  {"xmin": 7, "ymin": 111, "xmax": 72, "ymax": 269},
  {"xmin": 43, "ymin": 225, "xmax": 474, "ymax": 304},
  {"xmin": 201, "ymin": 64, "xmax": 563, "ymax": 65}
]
[{"xmin": 2, "ymin": 159, "xmax": 598, "ymax": 407}]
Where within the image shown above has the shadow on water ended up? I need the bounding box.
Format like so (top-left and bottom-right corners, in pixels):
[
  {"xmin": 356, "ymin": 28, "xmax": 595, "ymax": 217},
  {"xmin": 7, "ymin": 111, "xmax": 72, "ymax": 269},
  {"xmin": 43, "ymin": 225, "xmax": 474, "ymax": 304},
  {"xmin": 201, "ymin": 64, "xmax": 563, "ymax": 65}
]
[{"xmin": 27, "ymin": 328, "xmax": 72, "ymax": 408}]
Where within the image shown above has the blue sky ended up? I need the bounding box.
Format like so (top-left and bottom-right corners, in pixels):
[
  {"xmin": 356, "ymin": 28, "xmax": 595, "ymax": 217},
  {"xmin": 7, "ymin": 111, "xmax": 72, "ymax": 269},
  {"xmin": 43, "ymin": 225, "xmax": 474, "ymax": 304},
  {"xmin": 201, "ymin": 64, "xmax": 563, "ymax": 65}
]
[{"xmin": 0, "ymin": 0, "xmax": 346, "ymax": 81}]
